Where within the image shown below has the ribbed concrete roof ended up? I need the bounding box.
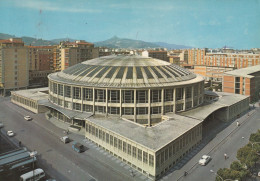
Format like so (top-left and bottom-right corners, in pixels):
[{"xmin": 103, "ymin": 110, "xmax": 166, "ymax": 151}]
[{"xmin": 49, "ymin": 55, "xmax": 200, "ymax": 88}]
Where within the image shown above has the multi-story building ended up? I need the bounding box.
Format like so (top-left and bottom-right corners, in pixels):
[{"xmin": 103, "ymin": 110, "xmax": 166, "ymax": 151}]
[
  {"xmin": 187, "ymin": 49, "xmax": 206, "ymax": 66},
  {"xmin": 53, "ymin": 40, "xmax": 99, "ymax": 71},
  {"xmin": 0, "ymin": 38, "xmax": 29, "ymax": 95},
  {"xmin": 142, "ymin": 50, "xmax": 168, "ymax": 62},
  {"xmin": 28, "ymin": 46, "xmax": 56, "ymax": 86},
  {"xmin": 223, "ymin": 65, "xmax": 260, "ymax": 102}
]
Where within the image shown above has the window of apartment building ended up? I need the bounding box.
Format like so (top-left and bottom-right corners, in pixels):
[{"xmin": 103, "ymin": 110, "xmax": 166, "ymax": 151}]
[
  {"xmin": 108, "ymin": 90, "xmax": 120, "ymax": 103},
  {"xmin": 151, "ymin": 106, "xmax": 161, "ymax": 114},
  {"xmin": 136, "ymin": 90, "xmax": 148, "ymax": 103},
  {"xmin": 176, "ymin": 88, "xmax": 184, "ymax": 100},
  {"xmin": 138, "ymin": 149, "xmax": 142, "ymax": 161},
  {"xmin": 95, "ymin": 106, "xmax": 106, "ymax": 113},
  {"xmin": 143, "ymin": 151, "xmax": 148, "ymax": 164},
  {"xmin": 83, "ymin": 104, "xmax": 93, "ymax": 112},
  {"xmin": 64, "ymin": 101, "xmax": 70, "ymax": 108},
  {"xmin": 123, "ymin": 141, "xmax": 126, "ymax": 153},
  {"xmin": 114, "ymin": 137, "xmax": 118, "ymax": 148},
  {"xmin": 73, "ymin": 103, "xmax": 81, "ymax": 111},
  {"xmin": 83, "ymin": 88, "xmax": 93, "ymax": 101},
  {"xmin": 149, "ymin": 154, "xmax": 154, "ymax": 167},
  {"xmin": 127, "ymin": 144, "xmax": 132, "ymax": 155},
  {"xmin": 98, "ymin": 129, "xmax": 102, "ymax": 139},
  {"xmin": 151, "ymin": 90, "xmax": 161, "ymax": 103},
  {"xmin": 122, "ymin": 90, "xmax": 134, "ymax": 103},
  {"xmin": 58, "ymin": 84, "xmax": 63, "ymax": 96},
  {"xmin": 137, "ymin": 107, "xmax": 148, "ymax": 115},
  {"xmin": 110, "ymin": 135, "xmax": 113, "ymax": 146},
  {"xmin": 132, "ymin": 146, "xmax": 137, "ymax": 158},
  {"xmin": 122, "ymin": 107, "xmax": 134, "ymax": 115},
  {"xmin": 64, "ymin": 86, "xmax": 71, "ymax": 98},
  {"xmin": 156, "ymin": 155, "xmax": 160, "ymax": 168},
  {"xmin": 108, "ymin": 107, "xmax": 120, "ymax": 115},
  {"xmin": 186, "ymin": 87, "xmax": 192, "ymax": 99},
  {"xmin": 164, "ymin": 89, "xmax": 173, "ymax": 102},
  {"xmin": 53, "ymin": 83, "xmax": 57, "ymax": 94},
  {"xmin": 95, "ymin": 89, "xmax": 106, "ymax": 102},
  {"xmin": 58, "ymin": 99, "xmax": 63, "ymax": 106},
  {"xmin": 169, "ymin": 145, "xmax": 172, "ymax": 157},
  {"xmin": 73, "ymin": 87, "xmax": 81, "ymax": 99},
  {"xmin": 102, "ymin": 131, "xmax": 105, "ymax": 141},
  {"xmin": 118, "ymin": 139, "xmax": 122, "ymax": 150}
]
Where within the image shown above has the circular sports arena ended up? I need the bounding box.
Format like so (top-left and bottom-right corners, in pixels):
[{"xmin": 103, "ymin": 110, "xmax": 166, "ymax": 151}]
[{"xmin": 48, "ymin": 55, "xmax": 204, "ymax": 127}]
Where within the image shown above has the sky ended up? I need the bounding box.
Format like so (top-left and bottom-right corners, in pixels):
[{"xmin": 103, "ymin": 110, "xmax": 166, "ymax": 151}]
[{"xmin": 0, "ymin": 0, "xmax": 259, "ymax": 49}]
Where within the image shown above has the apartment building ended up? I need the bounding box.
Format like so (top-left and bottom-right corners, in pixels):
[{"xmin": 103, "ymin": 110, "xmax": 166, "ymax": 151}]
[
  {"xmin": 223, "ymin": 65, "xmax": 260, "ymax": 102},
  {"xmin": 54, "ymin": 40, "xmax": 99, "ymax": 71},
  {"xmin": 0, "ymin": 38, "xmax": 29, "ymax": 96},
  {"xmin": 28, "ymin": 46, "xmax": 56, "ymax": 86}
]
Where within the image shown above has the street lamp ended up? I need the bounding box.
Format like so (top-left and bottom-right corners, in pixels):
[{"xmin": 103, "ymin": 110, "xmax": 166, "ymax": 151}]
[
  {"xmin": 30, "ymin": 150, "xmax": 37, "ymax": 181},
  {"xmin": 210, "ymin": 169, "xmax": 238, "ymax": 181}
]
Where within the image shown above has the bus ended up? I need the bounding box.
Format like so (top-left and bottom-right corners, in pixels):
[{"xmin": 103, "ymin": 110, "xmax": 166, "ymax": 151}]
[{"xmin": 19, "ymin": 168, "xmax": 45, "ymax": 181}]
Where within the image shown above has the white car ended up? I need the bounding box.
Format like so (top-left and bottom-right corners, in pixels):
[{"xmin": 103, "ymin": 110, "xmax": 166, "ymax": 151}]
[
  {"xmin": 199, "ymin": 155, "xmax": 211, "ymax": 165},
  {"xmin": 24, "ymin": 116, "xmax": 32, "ymax": 121},
  {"xmin": 7, "ymin": 130, "xmax": 15, "ymax": 137}
]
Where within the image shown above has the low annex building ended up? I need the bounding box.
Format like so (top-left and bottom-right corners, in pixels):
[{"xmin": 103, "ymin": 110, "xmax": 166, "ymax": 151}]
[{"xmin": 11, "ymin": 55, "xmax": 250, "ymax": 180}]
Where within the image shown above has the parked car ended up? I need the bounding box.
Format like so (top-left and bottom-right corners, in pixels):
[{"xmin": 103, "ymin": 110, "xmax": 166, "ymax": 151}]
[
  {"xmin": 24, "ymin": 116, "xmax": 32, "ymax": 121},
  {"xmin": 7, "ymin": 130, "xmax": 15, "ymax": 137},
  {"xmin": 60, "ymin": 136, "xmax": 70, "ymax": 143},
  {"xmin": 199, "ymin": 155, "xmax": 211, "ymax": 165},
  {"xmin": 72, "ymin": 142, "xmax": 84, "ymax": 153},
  {"xmin": 0, "ymin": 122, "xmax": 4, "ymax": 128}
]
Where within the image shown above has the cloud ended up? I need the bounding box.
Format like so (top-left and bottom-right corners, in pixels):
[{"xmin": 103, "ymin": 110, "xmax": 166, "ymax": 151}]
[{"xmin": 12, "ymin": 0, "xmax": 101, "ymax": 13}]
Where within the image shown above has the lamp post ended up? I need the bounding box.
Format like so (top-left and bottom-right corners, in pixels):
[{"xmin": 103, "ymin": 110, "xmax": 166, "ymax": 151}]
[
  {"xmin": 210, "ymin": 169, "xmax": 238, "ymax": 181},
  {"xmin": 30, "ymin": 150, "xmax": 37, "ymax": 181}
]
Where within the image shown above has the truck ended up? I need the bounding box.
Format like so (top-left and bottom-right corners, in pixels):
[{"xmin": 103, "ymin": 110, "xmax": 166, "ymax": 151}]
[{"xmin": 72, "ymin": 142, "xmax": 84, "ymax": 153}]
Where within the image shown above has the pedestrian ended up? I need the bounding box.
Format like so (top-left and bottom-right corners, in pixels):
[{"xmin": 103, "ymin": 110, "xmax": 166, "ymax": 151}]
[
  {"xmin": 19, "ymin": 141, "xmax": 21, "ymax": 147},
  {"xmin": 236, "ymin": 121, "xmax": 240, "ymax": 126},
  {"xmin": 184, "ymin": 171, "xmax": 188, "ymax": 176},
  {"xmin": 224, "ymin": 153, "xmax": 227, "ymax": 160}
]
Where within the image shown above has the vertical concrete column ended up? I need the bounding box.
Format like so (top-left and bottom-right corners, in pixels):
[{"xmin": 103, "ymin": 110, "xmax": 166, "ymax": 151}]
[
  {"xmin": 148, "ymin": 89, "xmax": 151, "ymax": 126},
  {"xmin": 81, "ymin": 87, "xmax": 83, "ymax": 112},
  {"xmin": 71, "ymin": 86, "xmax": 73, "ymax": 110},
  {"xmin": 134, "ymin": 89, "xmax": 137, "ymax": 122},
  {"xmin": 93, "ymin": 88, "xmax": 95, "ymax": 114},
  {"xmin": 173, "ymin": 88, "xmax": 176, "ymax": 113},
  {"xmin": 106, "ymin": 88, "xmax": 108, "ymax": 116},
  {"xmin": 120, "ymin": 89, "xmax": 122, "ymax": 117},
  {"xmin": 63, "ymin": 84, "xmax": 65, "ymax": 108},
  {"xmin": 183, "ymin": 87, "xmax": 186, "ymax": 111},
  {"xmin": 191, "ymin": 85, "xmax": 194, "ymax": 108},
  {"xmin": 161, "ymin": 88, "xmax": 164, "ymax": 115}
]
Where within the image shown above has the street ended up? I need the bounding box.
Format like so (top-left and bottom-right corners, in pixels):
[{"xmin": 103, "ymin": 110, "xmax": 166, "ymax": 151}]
[
  {"xmin": 0, "ymin": 97, "xmax": 145, "ymax": 181},
  {"xmin": 160, "ymin": 105, "xmax": 260, "ymax": 181}
]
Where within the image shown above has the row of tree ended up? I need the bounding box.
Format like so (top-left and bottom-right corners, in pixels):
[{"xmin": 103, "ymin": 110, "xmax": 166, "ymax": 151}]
[{"xmin": 216, "ymin": 129, "xmax": 260, "ymax": 181}]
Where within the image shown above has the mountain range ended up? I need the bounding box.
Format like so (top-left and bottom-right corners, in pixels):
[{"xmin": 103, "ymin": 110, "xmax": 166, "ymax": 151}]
[{"xmin": 0, "ymin": 33, "xmax": 192, "ymax": 49}]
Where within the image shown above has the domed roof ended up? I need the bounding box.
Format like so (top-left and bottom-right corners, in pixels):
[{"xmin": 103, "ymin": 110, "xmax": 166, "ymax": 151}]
[{"xmin": 49, "ymin": 55, "xmax": 198, "ymax": 88}]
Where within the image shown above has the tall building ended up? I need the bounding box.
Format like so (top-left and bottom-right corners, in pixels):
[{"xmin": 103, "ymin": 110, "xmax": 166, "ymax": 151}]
[
  {"xmin": 223, "ymin": 65, "xmax": 260, "ymax": 102},
  {"xmin": 53, "ymin": 40, "xmax": 99, "ymax": 71},
  {"xmin": 0, "ymin": 38, "xmax": 29, "ymax": 95},
  {"xmin": 28, "ymin": 46, "xmax": 56, "ymax": 86}
]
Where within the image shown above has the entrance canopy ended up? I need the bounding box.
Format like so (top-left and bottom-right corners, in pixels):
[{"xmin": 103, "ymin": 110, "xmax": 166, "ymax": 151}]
[{"xmin": 39, "ymin": 99, "xmax": 93, "ymax": 120}]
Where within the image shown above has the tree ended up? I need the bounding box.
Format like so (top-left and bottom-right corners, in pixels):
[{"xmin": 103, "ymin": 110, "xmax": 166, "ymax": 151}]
[
  {"xmin": 217, "ymin": 168, "xmax": 241, "ymax": 181},
  {"xmin": 249, "ymin": 129, "xmax": 260, "ymax": 142},
  {"xmin": 230, "ymin": 161, "xmax": 249, "ymax": 180},
  {"xmin": 237, "ymin": 145, "xmax": 259, "ymax": 170}
]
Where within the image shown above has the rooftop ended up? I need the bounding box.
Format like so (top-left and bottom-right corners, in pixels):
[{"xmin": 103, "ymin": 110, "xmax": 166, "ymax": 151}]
[
  {"xmin": 87, "ymin": 113, "xmax": 201, "ymax": 151},
  {"xmin": 11, "ymin": 87, "xmax": 49, "ymax": 102},
  {"xmin": 224, "ymin": 65, "xmax": 260, "ymax": 78},
  {"xmin": 49, "ymin": 55, "xmax": 202, "ymax": 88}
]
